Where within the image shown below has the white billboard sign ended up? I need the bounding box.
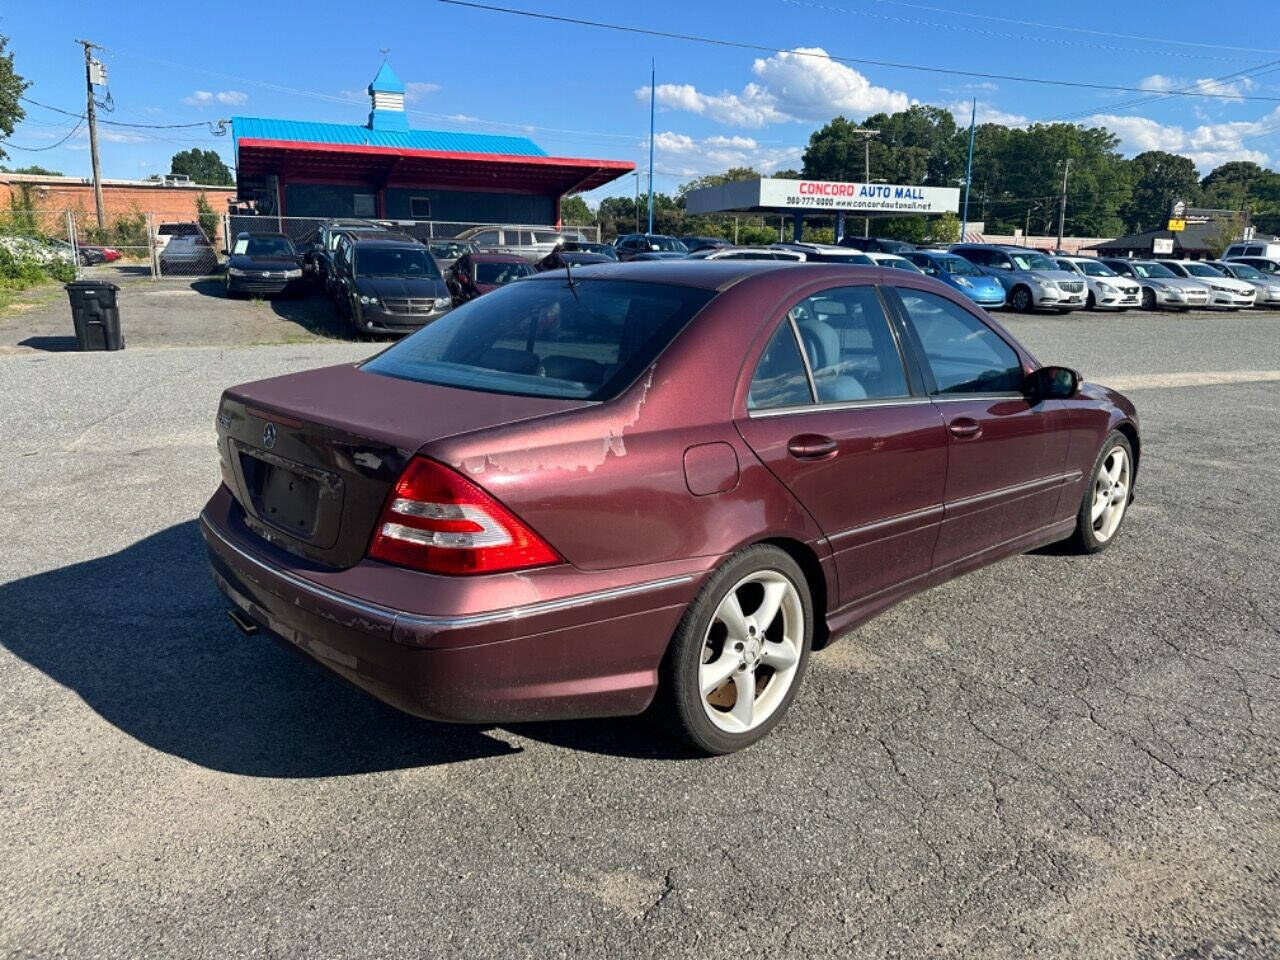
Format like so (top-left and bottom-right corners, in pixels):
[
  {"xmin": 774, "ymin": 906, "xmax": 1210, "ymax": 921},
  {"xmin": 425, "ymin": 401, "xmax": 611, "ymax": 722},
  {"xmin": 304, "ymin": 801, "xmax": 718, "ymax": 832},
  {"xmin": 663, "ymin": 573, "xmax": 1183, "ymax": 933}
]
[
  {"xmin": 758, "ymin": 178, "xmax": 960, "ymax": 214},
  {"xmin": 1152, "ymin": 238, "xmax": 1175, "ymax": 255}
]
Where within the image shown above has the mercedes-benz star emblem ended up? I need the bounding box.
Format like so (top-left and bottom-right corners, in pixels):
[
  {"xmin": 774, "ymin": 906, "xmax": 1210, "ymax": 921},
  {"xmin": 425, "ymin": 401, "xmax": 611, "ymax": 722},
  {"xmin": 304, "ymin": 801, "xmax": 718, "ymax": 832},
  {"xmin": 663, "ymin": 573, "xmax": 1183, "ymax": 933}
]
[{"xmin": 263, "ymin": 422, "xmax": 277, "ymax": 449}]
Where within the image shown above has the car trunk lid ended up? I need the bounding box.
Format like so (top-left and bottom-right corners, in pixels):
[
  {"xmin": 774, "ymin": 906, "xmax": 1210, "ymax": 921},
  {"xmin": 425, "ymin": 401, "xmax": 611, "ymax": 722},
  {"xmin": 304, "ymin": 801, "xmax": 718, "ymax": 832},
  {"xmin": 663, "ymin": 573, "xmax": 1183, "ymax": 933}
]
[{"xmin": 217, "ymin": 361, "xmax": 589, "ymax": 568}]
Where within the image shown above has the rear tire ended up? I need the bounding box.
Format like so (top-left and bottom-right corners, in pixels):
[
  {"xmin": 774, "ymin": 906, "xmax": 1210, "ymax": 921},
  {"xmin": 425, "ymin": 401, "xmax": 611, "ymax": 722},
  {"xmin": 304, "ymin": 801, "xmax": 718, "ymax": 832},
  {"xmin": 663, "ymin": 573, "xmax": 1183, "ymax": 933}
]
[
  {"xmin": 1064, "ymin": 430, "xmax": 1134, "ymax": 554},
  {"xmin": 653, "ymin": 545, "xmax": 813, "ymax": 755}
]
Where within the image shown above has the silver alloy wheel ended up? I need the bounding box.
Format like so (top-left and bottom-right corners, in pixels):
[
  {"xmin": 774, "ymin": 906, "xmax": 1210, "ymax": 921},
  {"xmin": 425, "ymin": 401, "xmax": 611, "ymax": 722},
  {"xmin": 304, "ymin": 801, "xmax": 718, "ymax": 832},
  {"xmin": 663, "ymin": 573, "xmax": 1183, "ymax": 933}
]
[
  {"xmin": 1091, "ymin": 446, "xmax": 1131, "ymax": 543},
  {"xmin": 699, "ymin": 570, "xmax": 804, "ymax": 734}
]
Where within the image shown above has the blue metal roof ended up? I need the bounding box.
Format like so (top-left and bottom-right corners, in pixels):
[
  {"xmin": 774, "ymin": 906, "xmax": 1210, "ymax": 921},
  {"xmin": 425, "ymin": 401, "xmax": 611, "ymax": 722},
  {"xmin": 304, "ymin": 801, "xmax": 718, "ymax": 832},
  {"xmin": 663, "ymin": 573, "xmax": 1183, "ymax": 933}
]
[
  {"xmin": 368, "ymin": 61, "xmax": 403, "ymax": 94},
  {"xmin": 232, "ymin": 116, "xmax": 549, "ymax": 157}
]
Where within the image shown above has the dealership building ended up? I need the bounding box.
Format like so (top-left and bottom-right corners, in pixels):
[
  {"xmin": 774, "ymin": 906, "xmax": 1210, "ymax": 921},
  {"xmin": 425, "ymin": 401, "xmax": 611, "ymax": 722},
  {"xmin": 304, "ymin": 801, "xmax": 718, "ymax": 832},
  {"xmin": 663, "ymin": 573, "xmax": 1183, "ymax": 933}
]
[
  {"xmin": 230, "ymin": 62, "xmax": 633, "ymax": 226},
  {"xmin": 684, "ymin": 176, "xmax": 961, "ymax": 241}
]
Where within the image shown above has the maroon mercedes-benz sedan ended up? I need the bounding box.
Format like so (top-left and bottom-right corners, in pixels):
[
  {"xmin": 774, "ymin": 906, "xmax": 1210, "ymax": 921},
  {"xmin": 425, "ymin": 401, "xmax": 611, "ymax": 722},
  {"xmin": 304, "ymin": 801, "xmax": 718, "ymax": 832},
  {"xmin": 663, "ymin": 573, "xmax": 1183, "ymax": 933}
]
[{"xmin": 203, "ymin": 260, "xmax": 1139, "ymax": 754}]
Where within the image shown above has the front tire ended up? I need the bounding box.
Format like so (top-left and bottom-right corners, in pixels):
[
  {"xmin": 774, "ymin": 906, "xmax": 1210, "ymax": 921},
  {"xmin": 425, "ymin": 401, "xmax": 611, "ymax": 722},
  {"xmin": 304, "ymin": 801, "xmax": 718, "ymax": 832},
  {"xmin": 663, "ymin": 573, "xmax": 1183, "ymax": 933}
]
[
  {"xmin": 1141, "ymin": 287, "xmax": 1156, "ymax": 311},
  {"xmin": 1065, "ymin": 431, "xmax": 1134, "ymax": 554},
  {"xmin": 653, "ymin": 545, "xmax": 813, "ymax": 754},
  {"xmin": 1010, "ymin": 286, "xmax": 1033, "ymax": 312}
]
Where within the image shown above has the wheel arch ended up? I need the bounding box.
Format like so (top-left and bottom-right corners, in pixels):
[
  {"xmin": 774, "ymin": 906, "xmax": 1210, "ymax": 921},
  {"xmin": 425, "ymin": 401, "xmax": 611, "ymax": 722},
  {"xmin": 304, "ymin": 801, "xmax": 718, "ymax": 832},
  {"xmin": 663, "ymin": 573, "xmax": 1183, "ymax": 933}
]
[
  {"xmin": 759, "ymin": 536, "xmax": 832, "ymax": 649},
  {"xmin": 1115, "ymin": 419, "xmax": 1141, "ymax": 483}
]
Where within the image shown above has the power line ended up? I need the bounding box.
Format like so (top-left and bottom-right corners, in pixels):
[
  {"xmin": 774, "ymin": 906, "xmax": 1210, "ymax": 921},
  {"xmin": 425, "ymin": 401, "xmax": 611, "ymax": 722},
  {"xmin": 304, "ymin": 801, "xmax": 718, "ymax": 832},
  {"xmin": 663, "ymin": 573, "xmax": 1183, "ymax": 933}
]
[
  {"xmin": 780, "ymin": 0, "xmax": 1260, "ymax": 63},
  {"xmin": 0, "ymin": 117, "xmax": 85, "ymax": 151},
  {"xmin": 436, "ymin": 1, "xmax": 1280, "ymax": 102},
  {"xmin": 854, "ymin": 0, "xmax": 1280, "ymax": 56},
  {"xmin": 19, "ymin": 95, "xmax": 225, "ymax": 131}
]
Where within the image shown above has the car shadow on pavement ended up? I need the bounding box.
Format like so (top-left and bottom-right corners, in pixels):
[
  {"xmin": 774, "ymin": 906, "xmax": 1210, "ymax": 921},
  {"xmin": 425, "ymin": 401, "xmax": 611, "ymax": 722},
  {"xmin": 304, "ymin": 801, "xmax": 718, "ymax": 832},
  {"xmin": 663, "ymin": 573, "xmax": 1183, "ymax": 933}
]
[
  {"xmin": 0, "ymin": 520, "xmax": 522, "ymax": 776},
  {"xmin": 187, "ymin": 278, "xmax": 353, "ymax": 341}
]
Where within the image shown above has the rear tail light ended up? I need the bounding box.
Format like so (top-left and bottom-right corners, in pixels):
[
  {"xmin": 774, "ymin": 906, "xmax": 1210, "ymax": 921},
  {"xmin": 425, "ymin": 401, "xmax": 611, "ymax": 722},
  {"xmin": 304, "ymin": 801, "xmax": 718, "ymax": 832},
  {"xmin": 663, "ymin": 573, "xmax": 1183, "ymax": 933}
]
[{"xmin": 369, "ymin": 457, "xmax": 560, "ymax": 575}]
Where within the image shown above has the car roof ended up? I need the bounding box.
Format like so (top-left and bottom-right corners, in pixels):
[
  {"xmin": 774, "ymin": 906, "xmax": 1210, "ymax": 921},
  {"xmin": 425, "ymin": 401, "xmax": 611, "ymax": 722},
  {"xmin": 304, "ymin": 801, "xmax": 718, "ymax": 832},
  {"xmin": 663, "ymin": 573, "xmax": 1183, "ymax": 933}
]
[
  {"xmin": 470, "ymin": 252, "xmax": 533, "ymax": 263},
  {"xmin": 236, "ymin": 231, "xmax": 290, "ymax": 239},
  {"xmin": 350, "ymin": 236, "xmax": 425, "ymax": 248},
  {"xmin": 522, "ymin": 258, "xmax": 879, "ymax": 291}
]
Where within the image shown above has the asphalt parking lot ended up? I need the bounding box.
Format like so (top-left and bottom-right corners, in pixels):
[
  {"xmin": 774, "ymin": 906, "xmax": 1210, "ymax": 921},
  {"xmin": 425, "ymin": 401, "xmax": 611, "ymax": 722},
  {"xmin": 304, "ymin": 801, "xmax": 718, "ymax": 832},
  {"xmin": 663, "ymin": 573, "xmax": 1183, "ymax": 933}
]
[{"xmin": 2, "ymin": 309, "xmax": 1279, "ymax": 958}]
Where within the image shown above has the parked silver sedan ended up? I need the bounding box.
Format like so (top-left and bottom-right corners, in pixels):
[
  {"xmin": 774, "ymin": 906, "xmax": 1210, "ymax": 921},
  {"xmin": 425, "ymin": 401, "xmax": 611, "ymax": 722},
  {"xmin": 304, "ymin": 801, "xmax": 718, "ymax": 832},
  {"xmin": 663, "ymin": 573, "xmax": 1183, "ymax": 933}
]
[
  {"xmin": 1157, "ymin": 260, "xmax": 1255, "ymax": 310},
  {"xmin": 1205, "ymin": 260, "xmax": 1280, "ymax": 308},
  {"xmin": 1101, "ymin": 259, "xmax": 1211, "ymax": 311},
  {"xmin": 1054, "ymin": 256, "xmax": 1141, "ymax": 310}
]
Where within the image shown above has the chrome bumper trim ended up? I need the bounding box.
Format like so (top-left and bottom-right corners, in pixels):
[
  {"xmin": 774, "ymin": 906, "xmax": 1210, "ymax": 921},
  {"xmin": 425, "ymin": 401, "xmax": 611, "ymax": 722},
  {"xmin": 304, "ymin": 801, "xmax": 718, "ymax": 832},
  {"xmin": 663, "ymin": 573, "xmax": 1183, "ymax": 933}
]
[{"xmin": 200, "ymin": 512, "xmax": 695, "ymax": 631}]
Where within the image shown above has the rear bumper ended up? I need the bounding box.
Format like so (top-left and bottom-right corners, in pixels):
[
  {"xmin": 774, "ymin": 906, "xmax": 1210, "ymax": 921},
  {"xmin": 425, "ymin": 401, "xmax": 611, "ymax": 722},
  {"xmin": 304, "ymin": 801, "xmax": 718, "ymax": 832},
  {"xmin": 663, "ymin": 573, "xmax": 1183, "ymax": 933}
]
[{"xmin": 200, "ymin": 491, "xmax": 700, "ymax": 723}]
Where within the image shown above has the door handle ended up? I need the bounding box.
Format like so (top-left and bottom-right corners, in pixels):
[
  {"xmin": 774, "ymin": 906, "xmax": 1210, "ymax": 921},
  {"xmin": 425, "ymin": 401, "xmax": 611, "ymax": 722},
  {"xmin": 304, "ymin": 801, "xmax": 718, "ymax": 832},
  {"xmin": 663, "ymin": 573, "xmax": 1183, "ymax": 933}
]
[
  {"xmin": 787, "ymin": 434, "xmax": 839, "ymax": 460},
  {"xmin": 948, "ymin": 418, "xmax": 982, "ymax": 440}
]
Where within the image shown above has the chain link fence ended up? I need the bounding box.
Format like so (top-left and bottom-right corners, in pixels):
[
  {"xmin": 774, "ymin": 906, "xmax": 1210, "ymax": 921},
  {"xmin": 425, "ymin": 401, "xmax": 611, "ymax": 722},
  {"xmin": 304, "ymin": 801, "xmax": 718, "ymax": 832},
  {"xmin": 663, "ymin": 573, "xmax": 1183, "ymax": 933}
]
[
  {"xmin": 5, "ymin": 209, "xmax": 603, "ymax": 289},
  {"xmin": 223, "ymin": 214, "xmax": 599, "ymax": 256}
]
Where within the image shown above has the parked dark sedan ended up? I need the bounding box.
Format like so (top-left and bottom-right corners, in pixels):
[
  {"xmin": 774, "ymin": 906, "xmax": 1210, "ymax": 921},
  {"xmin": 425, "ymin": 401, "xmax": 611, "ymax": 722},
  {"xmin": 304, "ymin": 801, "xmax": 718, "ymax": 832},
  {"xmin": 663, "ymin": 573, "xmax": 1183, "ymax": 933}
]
[
  {"xmin": 203, "ymin": 261, "xmax": 1139, "ymax": 754},
  {"xmin": 536, "ymin": 249, "xmax": 612, "ymax": 271},
  {"xmin": 447, "ymin": 252, "xmax": 535, "ymax": 302},
  {"xmin": 555, "ymin": 239, "xmax": 618, "ymax": 260},
  {"xmin": 329, "ymin": 236, "xmax": 452, "ymax": 336},
  {"xmin": 224, "ymin": 233, "xmax": 304, "ymax": 297}
]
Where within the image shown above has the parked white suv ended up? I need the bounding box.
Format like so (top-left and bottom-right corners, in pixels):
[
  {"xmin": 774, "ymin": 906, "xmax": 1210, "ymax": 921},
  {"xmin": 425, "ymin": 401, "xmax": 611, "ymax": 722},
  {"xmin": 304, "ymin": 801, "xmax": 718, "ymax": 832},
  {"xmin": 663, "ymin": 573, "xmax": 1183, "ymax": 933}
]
[{"xmin": 1223, "ymin": 240, "xmax": 1280, "ymax": 260}]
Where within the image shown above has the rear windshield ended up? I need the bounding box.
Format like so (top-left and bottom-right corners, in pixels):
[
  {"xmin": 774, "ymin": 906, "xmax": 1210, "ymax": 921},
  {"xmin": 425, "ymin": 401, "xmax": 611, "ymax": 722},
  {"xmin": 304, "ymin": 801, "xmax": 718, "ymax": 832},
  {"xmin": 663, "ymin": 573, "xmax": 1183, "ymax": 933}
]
[
  {"xmin": 362, "ymin": 278, "xmax": 715, "ymax": 400},
  {"xmin": 355, "ymin": 246, "xmax": 441, "ymax": 278},
  {"xmin": 809, "ymin": 251, "xmax": 872, "ymax": 264},
  {"xmin": 475, "ymin": 260, "xmax": 534, "ymax": 284},
  {"xmin": 429, "ymin": 242, "xmax": 472, "ymax": 259}
]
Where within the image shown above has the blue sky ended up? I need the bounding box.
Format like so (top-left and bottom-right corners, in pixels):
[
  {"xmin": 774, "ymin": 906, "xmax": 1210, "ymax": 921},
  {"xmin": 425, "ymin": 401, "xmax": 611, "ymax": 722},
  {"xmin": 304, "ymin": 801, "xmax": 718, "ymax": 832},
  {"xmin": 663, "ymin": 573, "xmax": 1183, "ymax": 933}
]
[{"xmin": 6, "ymin": 0, "xmax": 1280, "ymax": 207}]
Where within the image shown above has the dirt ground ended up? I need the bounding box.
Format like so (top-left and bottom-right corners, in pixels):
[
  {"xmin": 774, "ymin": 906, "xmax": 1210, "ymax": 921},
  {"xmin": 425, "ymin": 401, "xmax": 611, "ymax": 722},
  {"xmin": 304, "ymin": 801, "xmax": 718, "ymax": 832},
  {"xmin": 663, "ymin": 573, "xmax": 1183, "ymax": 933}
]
[{"xmin": 0, "ymin": 274, "xmax": 349, "ymax": 354}]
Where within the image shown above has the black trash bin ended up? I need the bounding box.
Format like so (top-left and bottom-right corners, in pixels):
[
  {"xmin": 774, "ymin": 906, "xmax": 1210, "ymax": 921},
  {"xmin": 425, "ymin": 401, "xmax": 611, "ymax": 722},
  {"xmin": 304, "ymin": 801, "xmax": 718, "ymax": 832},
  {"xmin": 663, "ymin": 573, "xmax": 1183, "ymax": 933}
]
[{"xmin": 65, "ymin": 280, "xmax": 124, "ymax": 351}]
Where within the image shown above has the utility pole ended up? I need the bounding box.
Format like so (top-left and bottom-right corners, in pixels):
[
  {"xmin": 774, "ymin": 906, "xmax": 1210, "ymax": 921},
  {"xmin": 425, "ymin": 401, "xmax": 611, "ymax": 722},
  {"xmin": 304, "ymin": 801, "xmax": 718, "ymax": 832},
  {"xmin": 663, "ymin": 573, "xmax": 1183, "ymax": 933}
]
[
  {"xmin": 76, "ymin": 39, "xmax": 106, "ymax": 231},
  {"xmin": 647, "ymin": 59, "xmax": 655, "ymax": 235},
  {"xmin": 1055, "ymin": 158, "xmax": 1072, "ymax": 251},
  {"xmin": 960, "ymin": 98, "xmax": 976, "ymax": 242},
  {"xmin": 633, "ymin": 171, "xmax": 640, "ymax": 233},
  {"xmin": 856, "ymin": 128, "xmax": 880, "ymax": 238}
]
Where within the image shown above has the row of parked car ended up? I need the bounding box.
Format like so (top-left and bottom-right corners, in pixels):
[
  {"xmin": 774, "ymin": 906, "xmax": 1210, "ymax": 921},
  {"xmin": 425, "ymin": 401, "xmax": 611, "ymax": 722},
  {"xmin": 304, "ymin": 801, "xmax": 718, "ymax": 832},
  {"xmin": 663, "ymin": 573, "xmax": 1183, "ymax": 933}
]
[{"xmin": 216, "ymin": 218, "xmax": 1280, "ymax": 340}]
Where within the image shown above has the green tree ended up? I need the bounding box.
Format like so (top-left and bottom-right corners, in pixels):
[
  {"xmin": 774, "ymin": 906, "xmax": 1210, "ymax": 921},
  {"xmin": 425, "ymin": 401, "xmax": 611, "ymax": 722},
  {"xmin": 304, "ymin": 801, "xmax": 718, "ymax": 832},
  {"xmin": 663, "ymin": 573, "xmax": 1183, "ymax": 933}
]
[
  {"xmin": 1205, "ymin": 214, "xmax": 1244, "ymax": 257},
  {"xmin": 560, "ymin": 194, "xmax": 593, "ymax": 224},
  {"xmin": 929, "ymin": 211, "xmax": 961, "ymax": 244},
  {"xmin": 195, "ymin": 192, "xmax": 219, "ymax": 245},
  {"xmin": 678, "ymin": 166, "xmax": 760, "ymax": 197},
  {"xmin": 1122, "ymin": 150, "xmax": 1199, "ymax": 232},
  {"xmin": 0, "ymin": 35, "xmax": 27, "ymax": 161},
  {"xmin": 771, "ymin": 168, "xmax": 801, "ymax": 180},
  {"xmin": 0, "ymin": 163, "xmax": 60, "ymax": 175},
  {"xmin": 169, "ymin": 148, "xmax": 233, "ymax": 186}
]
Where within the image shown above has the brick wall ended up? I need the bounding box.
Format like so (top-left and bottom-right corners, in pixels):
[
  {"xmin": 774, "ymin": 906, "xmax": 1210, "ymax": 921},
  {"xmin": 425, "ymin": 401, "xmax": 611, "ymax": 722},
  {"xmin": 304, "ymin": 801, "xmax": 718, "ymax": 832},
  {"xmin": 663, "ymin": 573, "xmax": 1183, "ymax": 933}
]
[{"xmin": 0, "ymin": 175, "xmax": 237, "ymax": 241}]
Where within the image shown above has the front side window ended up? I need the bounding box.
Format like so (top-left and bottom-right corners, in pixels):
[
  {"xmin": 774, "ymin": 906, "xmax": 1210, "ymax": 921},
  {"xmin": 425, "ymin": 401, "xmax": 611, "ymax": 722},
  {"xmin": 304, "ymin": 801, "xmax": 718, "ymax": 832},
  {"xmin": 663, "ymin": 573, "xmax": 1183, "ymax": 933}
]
[
  {"xmin": 748, "ymin": 322, "xmax": 814, "ymax": 410},
  {"xmin": 789, "ymin": 286, "xmax": 910, "ymax": 404},
  {"xmin": 896, "ymin": 288, "xmax": 1023, "ymax": 395},
  {"xmin": 363, "ymin": 279, "xmax": 714, "ymax": 400}
]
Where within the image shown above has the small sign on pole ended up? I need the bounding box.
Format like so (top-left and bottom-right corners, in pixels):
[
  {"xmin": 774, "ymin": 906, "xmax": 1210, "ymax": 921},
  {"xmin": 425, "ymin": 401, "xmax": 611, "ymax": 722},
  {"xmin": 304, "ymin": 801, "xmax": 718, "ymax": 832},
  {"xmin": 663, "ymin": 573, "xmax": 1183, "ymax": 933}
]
[{"xmin": 1166, "ymin": 218, "xmax": 1186, "ymax": 231}]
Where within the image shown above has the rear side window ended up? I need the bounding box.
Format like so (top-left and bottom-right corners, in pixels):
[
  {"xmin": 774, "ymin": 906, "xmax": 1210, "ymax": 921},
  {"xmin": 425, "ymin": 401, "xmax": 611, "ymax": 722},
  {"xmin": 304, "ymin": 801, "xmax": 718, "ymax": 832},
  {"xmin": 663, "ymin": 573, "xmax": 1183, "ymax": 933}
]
[
  {"xmin": 789, "ymin": 286, "xmax": 909, "ymax": 403},
  {"xmin": 748, "ymin": 322, "xmax": 814, "ymax": 410},
  {"xmin": 363, "ymin": 279, "xmax": 715, "ymax": 400},
  {"xmin": 895, "ymin": 289, "xmax": 1023, "ymax": 394}
]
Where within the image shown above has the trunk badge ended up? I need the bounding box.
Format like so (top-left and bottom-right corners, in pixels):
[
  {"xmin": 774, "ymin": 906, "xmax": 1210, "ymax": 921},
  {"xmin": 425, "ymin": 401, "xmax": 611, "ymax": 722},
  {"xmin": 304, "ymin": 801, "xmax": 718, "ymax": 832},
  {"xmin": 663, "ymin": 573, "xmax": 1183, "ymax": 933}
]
[{"xmin": 263, "ymin": 422, "xmax": 277, "ymax": 449}]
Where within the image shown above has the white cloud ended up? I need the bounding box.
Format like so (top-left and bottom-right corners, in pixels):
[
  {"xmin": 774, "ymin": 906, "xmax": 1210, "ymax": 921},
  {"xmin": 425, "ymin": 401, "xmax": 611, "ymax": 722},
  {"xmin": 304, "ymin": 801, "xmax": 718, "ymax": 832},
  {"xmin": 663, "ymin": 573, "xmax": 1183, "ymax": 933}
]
[
  {"xmin": 947, "ymin": 100, "xmax": 1028, "ymax": 127},
  {"xmin": 1139, "ymin": 74, "xmax": 1255, "ymax": 101},
  {"xmin": 447, "ymin": 113, "xmax": 479, "ymax": 123},
  {"xmin": 404, "ymin": 81, "xmax": 440, "ymax": 101},
  {"xmin": 640, "ymin": 47, "xmax": 911, "ymax": 128},
  {"xmin": 1086, "ymin": 109, "xmax": 1278, "ymax": 172},
  {"xmin": 183, "ymin": 90, "xmax": 247, "ymax": 107},
  {"xmin": 648, "ymin": 129, "xmax": 802, "ymax": 178}
]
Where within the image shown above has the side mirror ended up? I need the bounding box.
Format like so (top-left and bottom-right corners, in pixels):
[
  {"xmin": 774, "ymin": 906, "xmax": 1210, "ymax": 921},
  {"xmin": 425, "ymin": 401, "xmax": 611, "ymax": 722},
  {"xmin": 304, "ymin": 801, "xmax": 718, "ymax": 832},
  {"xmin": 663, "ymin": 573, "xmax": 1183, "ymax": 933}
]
[{"xmin": 1027, "ymin": 365, "xmax": 1081, "ymax": 401}]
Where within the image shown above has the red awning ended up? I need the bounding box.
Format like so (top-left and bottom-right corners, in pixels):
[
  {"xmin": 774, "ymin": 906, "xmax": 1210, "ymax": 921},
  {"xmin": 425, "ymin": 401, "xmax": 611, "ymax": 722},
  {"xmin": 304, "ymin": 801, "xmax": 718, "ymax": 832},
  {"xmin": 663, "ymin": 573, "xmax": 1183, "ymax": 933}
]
[{"xmin": 236, "ymin": 138, "xmax": 634, "ymax": 194}]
